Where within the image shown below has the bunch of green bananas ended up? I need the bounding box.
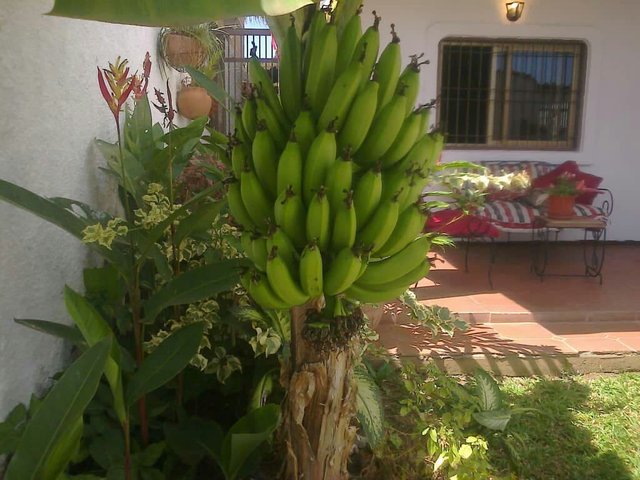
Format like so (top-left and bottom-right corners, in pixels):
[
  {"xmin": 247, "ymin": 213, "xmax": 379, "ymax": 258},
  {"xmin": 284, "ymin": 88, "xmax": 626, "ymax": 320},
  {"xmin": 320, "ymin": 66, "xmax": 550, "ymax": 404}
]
[{"xmin": 227, "ymin": 6, "xmax": 443, "ymax": 310}]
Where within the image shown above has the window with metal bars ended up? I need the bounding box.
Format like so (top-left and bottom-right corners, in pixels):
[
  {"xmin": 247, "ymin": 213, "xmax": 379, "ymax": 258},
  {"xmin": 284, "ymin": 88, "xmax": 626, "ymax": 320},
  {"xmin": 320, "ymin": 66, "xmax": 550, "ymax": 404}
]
[{"xmin": 438, "ymin": 38, "xmax": 586, "ymax": 150}]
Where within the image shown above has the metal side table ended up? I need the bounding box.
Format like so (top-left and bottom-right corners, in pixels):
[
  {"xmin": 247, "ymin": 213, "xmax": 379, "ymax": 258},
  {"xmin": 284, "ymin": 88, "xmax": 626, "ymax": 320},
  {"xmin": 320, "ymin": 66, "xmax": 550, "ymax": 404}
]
[{"xmin": 531, "ymin": 215, "xmax": 607, "ymax": 284}]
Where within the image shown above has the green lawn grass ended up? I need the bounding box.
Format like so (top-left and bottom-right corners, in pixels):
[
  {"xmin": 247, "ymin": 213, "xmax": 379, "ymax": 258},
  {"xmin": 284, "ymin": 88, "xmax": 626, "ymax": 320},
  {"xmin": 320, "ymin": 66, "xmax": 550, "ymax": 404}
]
[{"xmin": 492, "ymin": 373, "xmax": 640, "ymax": 480}]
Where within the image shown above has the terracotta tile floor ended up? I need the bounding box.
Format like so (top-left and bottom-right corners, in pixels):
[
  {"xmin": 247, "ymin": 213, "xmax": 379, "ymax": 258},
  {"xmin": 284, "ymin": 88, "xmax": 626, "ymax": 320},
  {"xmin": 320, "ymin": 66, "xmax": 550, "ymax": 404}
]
[{"xmin": 378, "ymin": 243, "xmax": 640, "ymax": 358}]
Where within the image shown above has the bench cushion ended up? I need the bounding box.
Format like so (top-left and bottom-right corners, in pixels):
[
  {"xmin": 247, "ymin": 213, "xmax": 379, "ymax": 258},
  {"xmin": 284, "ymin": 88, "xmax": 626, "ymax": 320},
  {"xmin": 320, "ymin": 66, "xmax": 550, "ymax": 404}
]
[{"xmin": 479, "ymin": 200, "xmax": 604, "ymax": 230}]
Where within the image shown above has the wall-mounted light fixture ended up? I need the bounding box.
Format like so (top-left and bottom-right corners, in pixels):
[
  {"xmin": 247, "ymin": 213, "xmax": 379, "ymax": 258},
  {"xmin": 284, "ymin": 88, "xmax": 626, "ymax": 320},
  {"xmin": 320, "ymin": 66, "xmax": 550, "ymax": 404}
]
[{"xmin": 505, "ymin": 1, "xmax": 525, "ymax": 22}]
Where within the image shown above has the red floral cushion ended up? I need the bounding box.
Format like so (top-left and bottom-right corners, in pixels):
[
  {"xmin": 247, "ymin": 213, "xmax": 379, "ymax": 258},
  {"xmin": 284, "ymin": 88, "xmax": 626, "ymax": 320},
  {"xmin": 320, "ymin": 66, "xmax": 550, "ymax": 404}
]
[
  {"xmin": 531, "ymin": 161, "xmax": 602, "ymax": 205},
  {"xmin": 425, "ymin": 209, "xmax": 500, "ymax": 238},
  {"xmin": 531, "ymin": 161, "xmax": 579, "ymax": 189},
  {"xmin": 574, "ymin": 171, "xmax": 603, "ymax": 205}
]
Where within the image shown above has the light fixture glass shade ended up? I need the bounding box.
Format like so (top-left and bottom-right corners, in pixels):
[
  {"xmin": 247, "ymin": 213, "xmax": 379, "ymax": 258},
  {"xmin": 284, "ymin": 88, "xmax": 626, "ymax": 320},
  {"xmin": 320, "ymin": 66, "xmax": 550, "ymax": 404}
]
[{"xmin": 506, "ymin": 1, "xmax": 525, "ymax": 21}]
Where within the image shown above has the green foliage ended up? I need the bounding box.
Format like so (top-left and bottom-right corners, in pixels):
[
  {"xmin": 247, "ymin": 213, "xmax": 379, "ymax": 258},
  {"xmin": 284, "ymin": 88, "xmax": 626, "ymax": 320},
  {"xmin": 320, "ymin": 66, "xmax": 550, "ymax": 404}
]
[
  {"xmin": 0, "ymin": 55, "xmax": 285, "ymax": 479},
  {"xmin": 48, "ymin": 0, "xmax": 313, "ymax": 27},
  {"xmin": 4, "ymin": 339, "xmax": 111, "ymax": 480},
  {"xmin": 399, "ymin": 290, "xmax": 469, "ymax": 337},
  {"xmin": 354, "ymin": 364, "xmax": 385, "ymax": 448},
  {"xmin": 364, "ymin": 359, "xmax": 525, "ymax": 480}
]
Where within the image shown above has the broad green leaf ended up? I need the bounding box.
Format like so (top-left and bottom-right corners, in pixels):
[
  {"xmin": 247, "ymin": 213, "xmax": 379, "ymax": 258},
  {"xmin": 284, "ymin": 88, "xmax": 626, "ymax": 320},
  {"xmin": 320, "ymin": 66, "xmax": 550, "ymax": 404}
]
[
  {"xmin": 83, "ymin": 265, "xmax": 123, "ymax": 303},
  {"xmin": 164, "ymin": 418, "xmax": 223, "ymax": 466},
  {"xmin": 184, "ymin": 68, "xmax": 231, "ymax": 107},
  {"xmin": 126, "ymin": 322, "xmax": 205, "ymax": 406},
  {"xmin": 249, "ymin": 369, "xmax": 276, "ymax": 411},
  {"xmin": 48, "ymin": 0, "xmax": 313, "ymax": 27},
  {"xmin": 64, "ymin": 287, "xmax": 126, "ymax": 424},
  {"xmin": 39, "ymin": 417, "xmax": 83, "ymax": 480},
  {"xmin": 459, "ymin": 443, "xmax": 473, "ymax": 460},
  {"xmin": 174, "ymin": 201, "xmax": 222, "ymax": 245},
  {"xmin": 14, "ymin": 319, "xmax": 85, "ymax": 346},
  {"xmin": 0, "ymin": 179, "xmax": 128, "ymax": 271},
  {"xmin": 472, "ymin": 410, "xmax": 512, "ymax": 431},
  {"xmin": 474, "ymin": 368, "xmax": 503, "ymax": 412},
  {"xmin": 0, "ymin": 403, "xmax": 28, "ymax": 455},
  {"xmin": 4, "ymin": 338, "xmax": 111, "ymax": 480},
  {"xmin": 144, "ymin": 259, "xmax": 248, "ymax": 322},
  {"xmin": 354, "ymin": 364, "xmax": 385, "ymax": 448},
  {"xmin": 216, "ymin": 404, "xmax": 280, "ymax": 480}
]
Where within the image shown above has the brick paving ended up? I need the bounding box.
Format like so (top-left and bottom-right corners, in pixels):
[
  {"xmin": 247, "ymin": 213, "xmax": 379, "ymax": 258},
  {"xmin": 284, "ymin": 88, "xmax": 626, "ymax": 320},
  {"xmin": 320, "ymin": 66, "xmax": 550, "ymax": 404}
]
[{"xmin": 377, "ymin": 243, "xmax": 640, "ymax": 370}]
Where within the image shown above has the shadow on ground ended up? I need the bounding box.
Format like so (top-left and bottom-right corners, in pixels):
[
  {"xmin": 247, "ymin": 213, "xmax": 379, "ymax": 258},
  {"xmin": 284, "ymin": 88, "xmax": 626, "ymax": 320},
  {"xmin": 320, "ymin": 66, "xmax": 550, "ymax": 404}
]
[{"xmin": 491, "ymin": 378, "xmax": 635, "ymax": 480}]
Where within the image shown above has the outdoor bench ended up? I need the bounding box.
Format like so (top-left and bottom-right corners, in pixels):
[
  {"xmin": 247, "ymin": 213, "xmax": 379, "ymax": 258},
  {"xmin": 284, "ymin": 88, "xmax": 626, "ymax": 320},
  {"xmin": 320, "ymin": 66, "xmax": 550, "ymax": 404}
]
[{"xmin": 425, "ymin": 160, "xmax": 614, "ymax": 286}]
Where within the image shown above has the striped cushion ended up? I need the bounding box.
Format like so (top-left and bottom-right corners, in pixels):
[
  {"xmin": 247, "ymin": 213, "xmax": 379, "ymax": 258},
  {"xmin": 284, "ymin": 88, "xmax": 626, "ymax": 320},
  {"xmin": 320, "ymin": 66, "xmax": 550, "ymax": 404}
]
[
  {"xmin": 481, "ymin": 161, "xmax": 555, "ymax": 180},
  {"xmin": 479, "ymin": 200, "xmax": 603, "ymax": 230}
]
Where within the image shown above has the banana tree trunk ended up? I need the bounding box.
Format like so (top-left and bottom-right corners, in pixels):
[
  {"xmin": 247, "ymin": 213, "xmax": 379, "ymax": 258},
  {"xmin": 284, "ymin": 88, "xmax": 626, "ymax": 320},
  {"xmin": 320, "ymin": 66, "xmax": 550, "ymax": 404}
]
[{"xmin": 280, "ymin": 303, "xmax": 358, "ymax": 480}]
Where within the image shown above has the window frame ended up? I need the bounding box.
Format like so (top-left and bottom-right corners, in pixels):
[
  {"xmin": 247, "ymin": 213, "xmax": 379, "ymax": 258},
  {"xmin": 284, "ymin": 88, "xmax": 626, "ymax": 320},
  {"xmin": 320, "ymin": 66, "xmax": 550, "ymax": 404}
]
[{"xmin": 436, "ymin": 37, "xmax": 588, "ymax": 151}]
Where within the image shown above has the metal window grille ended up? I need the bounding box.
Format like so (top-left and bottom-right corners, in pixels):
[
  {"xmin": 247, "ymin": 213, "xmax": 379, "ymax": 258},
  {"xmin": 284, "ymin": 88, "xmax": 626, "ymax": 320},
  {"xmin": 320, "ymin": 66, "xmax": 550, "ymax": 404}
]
[
  {"xmin": 437, "ymin": 38, "xmax": 586, "ymax": 150},
  {"xmin": 214, "ymin": 27, "xmax": 278, "ymax": 134}
]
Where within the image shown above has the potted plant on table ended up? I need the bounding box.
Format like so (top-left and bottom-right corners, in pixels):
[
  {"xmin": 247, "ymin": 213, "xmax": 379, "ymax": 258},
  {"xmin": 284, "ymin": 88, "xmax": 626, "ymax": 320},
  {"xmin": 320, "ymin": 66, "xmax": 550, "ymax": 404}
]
[
  {"xmin": 546, "ymin": 172, "xmax": 585, "ymax": 218},
  {"xmin": 159, "ymin": 23, "xmax": 225, "ymax": 119}
]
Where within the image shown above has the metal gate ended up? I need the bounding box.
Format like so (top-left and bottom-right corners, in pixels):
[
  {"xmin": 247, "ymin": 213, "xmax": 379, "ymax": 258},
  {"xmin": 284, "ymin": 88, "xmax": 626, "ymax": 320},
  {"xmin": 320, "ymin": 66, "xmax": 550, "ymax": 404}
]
[{"xmin": 214, "ymin": 27, "xmax": 278, "ymax": 135}]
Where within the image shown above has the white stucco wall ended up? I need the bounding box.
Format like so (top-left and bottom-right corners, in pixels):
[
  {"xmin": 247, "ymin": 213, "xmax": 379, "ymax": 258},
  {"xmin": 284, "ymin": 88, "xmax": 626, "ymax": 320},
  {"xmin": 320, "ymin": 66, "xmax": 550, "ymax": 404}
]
[
  {"xmin": 368, "ymin": 0, "xmax": 640, "ymax": 241},
  {"xmin": 0, "ymin": 1, "xmax": 169, "ymax": 418}
]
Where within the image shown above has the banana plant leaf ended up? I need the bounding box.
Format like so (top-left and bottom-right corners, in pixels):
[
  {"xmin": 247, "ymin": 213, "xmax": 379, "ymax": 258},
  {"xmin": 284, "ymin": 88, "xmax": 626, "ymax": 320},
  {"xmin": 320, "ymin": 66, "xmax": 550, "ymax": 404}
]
[{"xmin": 48, "ymin": 0, "xmax": 313, "ymax": 27}]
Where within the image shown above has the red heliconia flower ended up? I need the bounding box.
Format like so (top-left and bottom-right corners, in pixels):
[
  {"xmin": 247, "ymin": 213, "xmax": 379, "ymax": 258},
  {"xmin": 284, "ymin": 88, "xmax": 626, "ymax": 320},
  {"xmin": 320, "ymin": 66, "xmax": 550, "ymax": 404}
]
[
  {"xmin": 142, "ymin": 52, "xmax": 152, "ymax": 80},
  {"xmin": 97, "ymin": 56, "xmax": 135, "ymax": 123}
]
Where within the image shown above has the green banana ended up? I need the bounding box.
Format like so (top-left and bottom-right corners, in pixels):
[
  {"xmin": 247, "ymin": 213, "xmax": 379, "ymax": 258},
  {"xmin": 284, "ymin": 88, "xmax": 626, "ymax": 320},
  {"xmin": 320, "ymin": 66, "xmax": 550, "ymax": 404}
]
[
  {"xmin": 300, "ymin": 241, "xmax": 324, "ymax": 298},
  {"xmin": 303, "ymin": 8, "xmax": 328, "ymax": 81},
  {"xmin": 357, "ymin": 194, "xmax": 400, "ymax": 253},
  {"xmin": 248, "ymin": 47, "xmax": 288, "ymax": 128},
  {"xmin": 344, "ymin": 283, "xmax": 407, "ymax": 304},
  {"xmin": 356, "ymin": 235, "xmax": 430, "ymax": 286},
  {"xmin": 231, "ymin": 139, "xmax": 247, "ymax": 179},
  {"xmin": 358, "ymin": 260, "xmax": 430, "ymax": 290},
  {"xmin": 252, "ymin": 121, "xmax": 278, "ymax": 198},
  {"xmin": 279, "ymin": 17, "xmax": 303, "ymax": 123},
  {"xmin": 381, "ymin": 108, "xmax": 422, "ymax": 169},
  {"xmin": 240, "ymin": 230, "xmax": 253, "ymax": 257},
  {"xmin": 240, "ymin": 167, "xmax": 272, "ymax": 230},
  {"xmin": 380, "ymin": 164, "xmax": 412, "ymax": 203},
  {"xmin": 375, "ymin": 203, "xmax": 427, "ymax": 257},
  {"xmin": 234, "ymin": 105, "xmax": 250, "ymax": 145},
  {"xmin": 337, "ymin": 80, "xmax": 379, "ymax": 154},
  {"xmin": 398, "ymin": 54, "xmax": 429, "ymax": 115},
  {"xmin": 417, "ymin": 103, "xmax": 433, "ymax": 134},
  {"xmin": 303, "ymin": 122, "xmax": 337, "ymax": 205},
  {"xmin": 335, "ymin": 6, "xmax": 362, "ymax": 76},
  {"xmin": 305, "ymin": 21, "xmax": 338, "ymax": 118},
  {"xmin": 354, "ymin": 11, "xmax": 381, "ymax": 90},
  {"xmin": 331, "ymin": 191, "xmax": 357, "ymax": 250},
  {"xmin": 424, "ymin": 132, "xmax": 445, "ymax": 170},
  {"xmin": 256, "ymin": 95, "xmax": 287, "ymax": 148},
  {"xmin": 400, "ymin": 173, "xmax": 428, "ymax": 211},
  {"xmin": 267, "ymin": 224, "xmax": 297, "ymax": 271},
  {"xmin": 373, "ymin": 24, "xmax": 401, "ymax": 109},
  {"xmin": 244, "ymin": 270, "xmax": 291, "ymax": 309},
  {"xmin": 317, "ymin": 52, "xmax": 364, "ymax": 131},
  {"xmin": 274, "ymin": 186, "xmax": 307, "ymax": 249},
  {"xmin": 326, "ymin": 148, "xmax": 354, "ymax": 213},
  {"xmin": 277, "ymin": 133, "xmax": 303, "ymax": 196},
  {"xmin": 324, "ymin": 247, "xmax": 363, "ymax": 295},
  {"xmin": 394, "ymin": 133, "xmax": 432, "ymax": 172},
  {"xmin": 250, "ymin": 234, "xmax": 269, "ymax": 272},
  {"xmin": 241, "ymin": 94, "xmax": 257, "ymax": 140},
  {"xmin": 356, "ymin": 88, "xmax": 407, "ymax": 165},
  {"xmin": 306, "ymin": 186, "xmax": 331, "ymax": 252},
  {"xmin": 292, "ymin": 105, "xmax": 316, "ymax": 156},
  {"xmin": 266, "ymin": 247, "xmax": 309, "ymax": 306},
  {"xmin": 227, "ymin": 180, "xmax": 255, "ymax": 230},
  {"xmin": 353, "ymin": 164, "xmax": 382, "ymax": 228}
]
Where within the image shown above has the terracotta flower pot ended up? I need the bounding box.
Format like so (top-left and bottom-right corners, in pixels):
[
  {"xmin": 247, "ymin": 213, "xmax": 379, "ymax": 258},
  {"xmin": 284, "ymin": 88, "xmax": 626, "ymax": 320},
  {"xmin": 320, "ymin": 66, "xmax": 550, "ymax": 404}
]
[
  {"xmin": 163, "ymin": 33, "xmax": 206, "ymax": 70},
  {"xmin": 547, "ymin": 194, "xmax": 576, "ymax": 218},
  {"xmin": 176, "ymin": 86, "xmax": 213, "ymax": 120}
]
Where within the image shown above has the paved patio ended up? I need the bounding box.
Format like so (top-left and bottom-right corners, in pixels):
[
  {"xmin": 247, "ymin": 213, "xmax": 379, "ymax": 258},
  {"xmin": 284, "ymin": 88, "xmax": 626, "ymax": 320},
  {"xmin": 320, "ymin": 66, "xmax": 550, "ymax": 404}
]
[{"xmin": 377, "ymin": 242, "xmax": 640, "ymax": 375}]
